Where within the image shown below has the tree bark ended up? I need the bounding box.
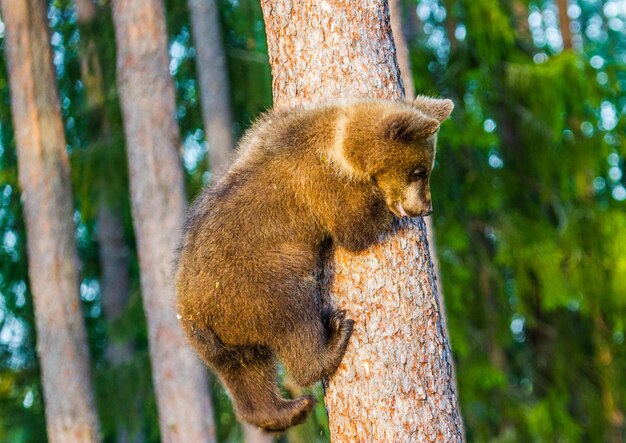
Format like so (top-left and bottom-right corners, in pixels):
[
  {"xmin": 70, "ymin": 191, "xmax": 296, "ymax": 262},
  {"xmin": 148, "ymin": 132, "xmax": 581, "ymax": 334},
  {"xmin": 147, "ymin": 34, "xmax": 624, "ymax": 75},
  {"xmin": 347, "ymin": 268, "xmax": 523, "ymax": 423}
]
[
  {"xmin": 1, "ymin": 0, "xmax": 101, "ymax": 441},
  {"xmin": 556, "ymin": 0, "xmax": 573, "ymax": 50},
  {"xmin": 111, "ymin": 1, "xmax": 216, "ymax": 441},
  {"xmin": 260, "ymin": 1, "xmax": 464, "ymax": 441},
  {"xmin": 188, "ymin": 0, "xmax": 235, "ymax": 176}
]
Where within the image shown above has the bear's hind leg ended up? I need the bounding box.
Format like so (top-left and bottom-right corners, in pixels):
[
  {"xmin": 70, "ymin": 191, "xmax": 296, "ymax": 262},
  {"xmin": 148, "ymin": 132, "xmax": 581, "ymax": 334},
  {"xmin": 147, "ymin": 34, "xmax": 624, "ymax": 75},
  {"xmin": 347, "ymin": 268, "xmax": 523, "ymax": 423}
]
[
  {"xmin": 218, "ymin": 346, "xmax": 315, "ymax": 432},
  {"xmin": 181, "ymin": 321, "xmax": 314, "ymax": 432}
]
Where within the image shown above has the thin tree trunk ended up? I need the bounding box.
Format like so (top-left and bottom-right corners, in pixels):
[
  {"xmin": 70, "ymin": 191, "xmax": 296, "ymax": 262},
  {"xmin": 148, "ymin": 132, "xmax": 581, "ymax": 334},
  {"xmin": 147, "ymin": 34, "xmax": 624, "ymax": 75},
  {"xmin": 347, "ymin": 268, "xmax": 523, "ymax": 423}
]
[
  {"xmin": 1, "ymin": 0, "xmax": 101, "ymax": 441},
  {"xmin": 188, "ymin": 0, "xmax": 235, "ymax": 176},
  {"xmin": 442, "ymin": 0, "xmax": 458, "ymax": 52},
  {"xmin": 260, "ymin": 1, "xmax": 464, "ymax": 441},
  {"xmin": 512, "ymin": 1, "xmax": 532, "ymax": 45},
  {"xmin": 592, "ymin": 308, "xmax": 625, "ymax": 443},
  {"xmin": 74, "ymin": 0, "xmax": 134, "ymax": 366},
  {"xmin": 95, "ymin": 206, "xmax": 132, "ymax": 361},
  {"xmin": 389, "ymin": 0, "xmax": 414, "ymax": 99},
  {"xmin": 111, "ymin": 1, "xmax": 216, "ymax": 441},
  {"xmin": 556, "ymin": 0, "xmax": 573, "ymax": 50},
  {"xmin": 75, "ymin": 2, "xmax": 138, "ymax": 440}
]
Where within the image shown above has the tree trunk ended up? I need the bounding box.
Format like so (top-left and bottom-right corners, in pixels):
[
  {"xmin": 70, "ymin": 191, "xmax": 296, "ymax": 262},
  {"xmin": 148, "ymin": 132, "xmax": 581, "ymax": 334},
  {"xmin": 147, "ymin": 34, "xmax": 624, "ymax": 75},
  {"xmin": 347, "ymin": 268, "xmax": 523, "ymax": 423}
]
[
  {"xmin": 187, "ymin": 0, "xmax": 235, "ymax": 176},
  {"xmin": 388, "ymin": 0, "xmax": 414, "ymax": 99},
  {"xmin": 592, "ymin": 308, "xmax": 625, "ymax": 443},
  {"xmin": 556, "ymin": 0, "xmax": 573, "ymax": 50},
  {"xmin": 1, "ymin": 0, "xmax": 101, "ymax": 441},
  {"xmin": 243, "ymin": 424, "xmax": 274, "ymax": 443},
  {"xmin": 441, "ymin": 0, "xmax": 458, "ymax": 53},
  {"xmin": 260, "ymin": 1, "xmax": 464, "ymax": 441},
  {"xmin": 75, "ymin": 3, "xmax": 138, "ymax": 440},
  {"xmin": 95, "ymin": 206, "xmax": 132, "ymax": 361},
  {"xmin": 111, "ymin": 1, "xmax": 216, "ymax": 441},
  {"xmin": 74, "ymin": 0, "xmax": 133, "ymax": 364}
]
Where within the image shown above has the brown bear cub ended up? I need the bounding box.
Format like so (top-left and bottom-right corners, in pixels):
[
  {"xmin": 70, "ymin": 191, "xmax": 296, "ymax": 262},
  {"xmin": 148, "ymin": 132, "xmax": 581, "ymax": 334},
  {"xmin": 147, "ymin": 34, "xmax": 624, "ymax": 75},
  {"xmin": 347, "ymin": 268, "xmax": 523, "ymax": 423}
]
[{"xmin": 175, "ymin": 96, "xmax": 453, "ymax": 431}]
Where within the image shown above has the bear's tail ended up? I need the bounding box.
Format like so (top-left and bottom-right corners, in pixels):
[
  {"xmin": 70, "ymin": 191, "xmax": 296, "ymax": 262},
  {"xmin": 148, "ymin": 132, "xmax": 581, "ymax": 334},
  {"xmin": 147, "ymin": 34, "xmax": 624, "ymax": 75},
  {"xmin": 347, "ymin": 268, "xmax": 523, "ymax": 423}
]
[{"xmin": 181, "ymin": 322, "xmax": 315, "ymax": 432}]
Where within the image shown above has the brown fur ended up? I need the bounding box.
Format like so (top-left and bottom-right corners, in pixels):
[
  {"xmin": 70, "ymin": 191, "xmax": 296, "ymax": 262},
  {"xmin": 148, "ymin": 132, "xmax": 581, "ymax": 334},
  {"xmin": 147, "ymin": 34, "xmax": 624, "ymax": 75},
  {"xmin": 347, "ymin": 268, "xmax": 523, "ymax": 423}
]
[{"xmin": 175, "ymin": 97, "xmax": 453, "ymax": 431}]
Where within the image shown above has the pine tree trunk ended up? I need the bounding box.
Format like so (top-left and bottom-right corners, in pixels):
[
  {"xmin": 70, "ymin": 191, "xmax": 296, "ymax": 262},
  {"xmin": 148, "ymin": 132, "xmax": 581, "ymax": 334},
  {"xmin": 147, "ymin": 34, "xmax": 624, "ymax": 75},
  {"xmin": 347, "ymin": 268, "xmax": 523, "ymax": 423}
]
[
  {"xmin": 75, "ymin": 3, "xmax": 139, "ymax": 440},
  {"xmin": 556, "ymin": 0, "xmax": 573, "ymax": 50},
  {"xmin": 111, "ymin": 1, "xmax": 216, "ymax": 441},
  {"xmin": 260, "ymin": 1, "xmax": 464, "ymax": 441},
  {"xmin": 389, "ymin": 0, "xmax": 414, "ymax": 99},
  {"xmin": 74, "ymin": 0, "xmax": 134, "ymax": 365},
  {"xmin": 592, "ymin": 308, "xmax": 625, "ymax": 443},
  {"xmin": 1, "ymin": 0, "xmax": 101, "ymax": 441},
  {"xmin": 188, "ymin": 0, "xmax": 235, "ymax": 175}
]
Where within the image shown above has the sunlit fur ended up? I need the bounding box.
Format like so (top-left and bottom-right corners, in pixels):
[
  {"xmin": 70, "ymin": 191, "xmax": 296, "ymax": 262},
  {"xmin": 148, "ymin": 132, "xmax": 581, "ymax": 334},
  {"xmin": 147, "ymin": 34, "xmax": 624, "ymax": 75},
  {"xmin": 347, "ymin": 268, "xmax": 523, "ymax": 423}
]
[{"xmin": 175, "ymin": 97, "xmax": 453, "ymax": 432}]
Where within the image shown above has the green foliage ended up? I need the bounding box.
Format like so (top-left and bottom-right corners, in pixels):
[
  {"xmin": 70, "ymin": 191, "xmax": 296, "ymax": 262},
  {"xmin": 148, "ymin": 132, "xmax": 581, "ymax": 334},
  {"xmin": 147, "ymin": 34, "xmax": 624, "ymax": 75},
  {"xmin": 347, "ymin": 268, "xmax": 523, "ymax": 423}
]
[{"xmin": 413, "ymin": 0, "xmax": 626, "ymax": 441}]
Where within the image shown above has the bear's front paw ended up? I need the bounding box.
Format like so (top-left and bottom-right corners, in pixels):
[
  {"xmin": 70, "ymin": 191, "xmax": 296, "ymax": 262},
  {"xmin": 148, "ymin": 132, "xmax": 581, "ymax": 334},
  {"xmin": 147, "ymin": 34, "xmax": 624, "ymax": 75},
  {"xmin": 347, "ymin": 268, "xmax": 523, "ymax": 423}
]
[
  {"xmin": 322, "ymin": 309, "xmax": 355, "ymax": 376},
  {"xmin": 323, "ymin": 309, "xmax": 351, "ymax": 340}
]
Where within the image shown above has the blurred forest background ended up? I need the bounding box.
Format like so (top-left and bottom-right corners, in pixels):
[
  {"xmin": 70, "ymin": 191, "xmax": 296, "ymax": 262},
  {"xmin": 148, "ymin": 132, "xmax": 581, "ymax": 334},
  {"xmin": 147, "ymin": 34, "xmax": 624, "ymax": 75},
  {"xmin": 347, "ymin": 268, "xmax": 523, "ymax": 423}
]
[{"xmin": 0, "ymin": 0, "xmax": 624, "ymax": 442}]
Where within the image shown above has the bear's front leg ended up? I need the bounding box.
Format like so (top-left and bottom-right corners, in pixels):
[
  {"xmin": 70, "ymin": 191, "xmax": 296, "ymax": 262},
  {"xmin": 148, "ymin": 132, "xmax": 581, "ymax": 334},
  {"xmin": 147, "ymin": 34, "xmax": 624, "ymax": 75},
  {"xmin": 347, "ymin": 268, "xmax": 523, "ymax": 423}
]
[{"xmin": 271, "ymin": 307, "xmax": 354, "ymax": 387}]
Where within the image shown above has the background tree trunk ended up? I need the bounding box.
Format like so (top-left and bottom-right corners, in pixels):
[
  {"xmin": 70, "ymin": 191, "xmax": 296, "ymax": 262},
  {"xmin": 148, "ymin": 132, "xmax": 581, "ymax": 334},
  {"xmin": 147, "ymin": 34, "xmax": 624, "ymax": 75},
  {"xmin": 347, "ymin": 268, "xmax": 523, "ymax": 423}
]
[
  {"xmin": 1, "ymin": 0, "xmax": 101, "ymax": 441},
  {"xmin": 75, "ymin": 3, "xmax": 138, "ymax": 440},
  {"xmin": 111, "ymin": 1, "xmax": 216, "ymax": 441},
  {"xmin": 556, "ymin": 0, "xmax": 573, "ymax": 50},
  {"xmin": 389, "ymin": 0, "xmax": 414, "ymax": 99},
  {"xmin": 74, "ymin": 0, "xmax": 134, "ymax": 368},
  {"xmin": 188, "ymin": 0, "xmax": 235, "ymax": 176},
  {"xmin": 260, "ymin": 1, "xmax": 464, "ymax": 441}
]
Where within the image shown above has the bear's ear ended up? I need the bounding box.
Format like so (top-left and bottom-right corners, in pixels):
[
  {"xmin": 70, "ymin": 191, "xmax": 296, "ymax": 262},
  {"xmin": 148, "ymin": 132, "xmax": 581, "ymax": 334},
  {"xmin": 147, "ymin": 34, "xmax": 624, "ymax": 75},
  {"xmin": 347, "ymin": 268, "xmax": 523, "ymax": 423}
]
[
  {"xmin": 411, "ymin": 96, "xmax": 454, "ymax": 122},
  {"xmin": 380, "ymin": 111, "xmax": 440, "ymax": 142}
]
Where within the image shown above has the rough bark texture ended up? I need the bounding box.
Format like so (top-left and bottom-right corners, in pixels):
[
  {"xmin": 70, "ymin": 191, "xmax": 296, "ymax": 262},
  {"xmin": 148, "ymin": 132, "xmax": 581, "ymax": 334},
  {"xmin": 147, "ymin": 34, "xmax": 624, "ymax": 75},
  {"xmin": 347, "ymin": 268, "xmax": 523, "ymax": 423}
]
[
  {"xmin": 262, "ymin": 0, "xmax": 404, "ymax": 108},
  {"xmin": 188, "ymin": 0, "xmax": 235, "ymax": 175},
  {"xmin": 1, "ymin": 0, "xmax": 101, "ymax": 441},
  {"xmin": 260, "ymin": 1, "xmax": 464, "ymax": 441},
  {"xmin": 111, "ymin": 1, "xmax": 216, "ymax": 442},
  {"xmin": 556, "ymin": 0, "xmax": 573, "ymax": 50}
]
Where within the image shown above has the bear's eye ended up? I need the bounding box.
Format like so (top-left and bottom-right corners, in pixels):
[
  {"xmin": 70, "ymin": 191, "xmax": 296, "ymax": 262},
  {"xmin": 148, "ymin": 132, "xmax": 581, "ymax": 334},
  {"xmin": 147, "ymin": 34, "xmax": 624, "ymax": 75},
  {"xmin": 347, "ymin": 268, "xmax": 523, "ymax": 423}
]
[{"xmin": 409, "ymin": 168, "xmax": 428, "ymax": 182}]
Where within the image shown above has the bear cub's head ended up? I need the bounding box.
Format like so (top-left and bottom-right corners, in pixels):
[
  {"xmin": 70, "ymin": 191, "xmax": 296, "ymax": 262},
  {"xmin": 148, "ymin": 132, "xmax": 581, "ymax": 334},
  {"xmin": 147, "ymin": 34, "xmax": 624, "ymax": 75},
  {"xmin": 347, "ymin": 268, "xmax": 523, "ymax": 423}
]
[{"xmin": 342, "ymin": 96, "xmax": 454, "ymax": 218}]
